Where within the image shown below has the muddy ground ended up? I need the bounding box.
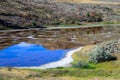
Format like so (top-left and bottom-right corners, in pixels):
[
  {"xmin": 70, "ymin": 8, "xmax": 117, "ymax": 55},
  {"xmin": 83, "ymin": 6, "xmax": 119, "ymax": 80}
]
[{"xmin": 0, "ymin": 26, "xmax": 120, "ymax": 50}]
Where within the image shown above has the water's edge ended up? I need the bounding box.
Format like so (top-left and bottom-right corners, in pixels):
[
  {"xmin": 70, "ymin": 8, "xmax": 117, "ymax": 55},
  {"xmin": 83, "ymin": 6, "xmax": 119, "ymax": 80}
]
[{"xmin": 15, "ymin": 47, "xmax": 83, "ymax": 69}]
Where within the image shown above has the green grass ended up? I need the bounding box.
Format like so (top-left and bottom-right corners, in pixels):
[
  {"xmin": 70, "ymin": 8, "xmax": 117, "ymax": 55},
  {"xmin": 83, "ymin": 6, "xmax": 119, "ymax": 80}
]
[
  {"xmin": 68, "ymin": 45, "xmax": 120, "ymax": 78},
  {"xmin": 45, "ymin": 23, "xmax": 81, "ymax": 27},
  {"xmin": 45, "ymin": 22, "xmax": 120, "ymax": 28},
  {"xmin": 24, "ymin": 67, "xmax": 120, "ymax": 79},
  {"xmin": 0, "ymin": 60, "xmax": 120, "ymax": 80},
  {"xmin": 90, "ymin": 22, "xmax": 120, "ymax": 25}
]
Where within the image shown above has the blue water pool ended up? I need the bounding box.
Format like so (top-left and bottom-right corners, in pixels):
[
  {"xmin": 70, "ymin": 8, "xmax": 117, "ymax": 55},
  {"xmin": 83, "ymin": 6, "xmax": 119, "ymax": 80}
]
[{"xmin": 0, "ymin": 42, "xmax": 69, "ymax": 67}]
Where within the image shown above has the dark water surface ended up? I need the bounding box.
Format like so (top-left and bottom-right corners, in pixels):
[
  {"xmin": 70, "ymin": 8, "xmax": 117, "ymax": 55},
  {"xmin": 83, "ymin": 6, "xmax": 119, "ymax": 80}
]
[{"xmin": 0, "ymin": 42, "xmax": 69, "ymax": 67}]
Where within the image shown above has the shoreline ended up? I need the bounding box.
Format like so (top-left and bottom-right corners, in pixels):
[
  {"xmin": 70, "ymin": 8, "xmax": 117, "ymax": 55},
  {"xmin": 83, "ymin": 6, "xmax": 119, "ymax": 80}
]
[
  {"xmin": 0, "ymin": 24, "xmax": 120, "ymax": 32},
  {"xmin": 16, "ymin": 47, "xmax": 83, "ymax": 69}
]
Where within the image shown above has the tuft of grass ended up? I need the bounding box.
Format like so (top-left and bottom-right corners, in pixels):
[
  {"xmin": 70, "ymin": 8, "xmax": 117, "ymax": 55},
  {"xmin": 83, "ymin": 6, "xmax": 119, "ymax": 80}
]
[{"xmin": 96, "ymin": 60, "xmax": 120, "ymax": 70}]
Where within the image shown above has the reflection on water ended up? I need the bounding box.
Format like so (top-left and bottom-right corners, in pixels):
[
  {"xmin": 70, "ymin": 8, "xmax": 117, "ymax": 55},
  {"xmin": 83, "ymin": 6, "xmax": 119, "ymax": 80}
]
[{"xmin": 0, "ymin": 42, "xmax": 69, "ymax": 67}]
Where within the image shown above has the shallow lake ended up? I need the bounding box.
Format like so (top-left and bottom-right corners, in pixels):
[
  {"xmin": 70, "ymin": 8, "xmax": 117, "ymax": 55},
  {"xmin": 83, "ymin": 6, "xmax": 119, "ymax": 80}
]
[{"xmin": 0, "ymin": 42, "xmax": 69, "ymax": 67}]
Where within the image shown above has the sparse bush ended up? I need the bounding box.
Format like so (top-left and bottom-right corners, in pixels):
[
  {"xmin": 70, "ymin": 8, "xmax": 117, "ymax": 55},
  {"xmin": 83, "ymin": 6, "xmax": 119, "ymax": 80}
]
[
  {"xmin": 7, "ymin": 66, "xmax": 12, "ymax": 71},
  {"xmin": 75, "ymin": 61, "xmax": 89, "ymax": 69},
  {"xmin": 86, "ymin": 12, "xmax": 102, "ymax": 22},
  {"xmin": 89, "ymin": 43, "xmax": 117, "ymax": 63},
  {"xmin": 32, "ymin": 20, "xmax": 37, "ymax": 27}
]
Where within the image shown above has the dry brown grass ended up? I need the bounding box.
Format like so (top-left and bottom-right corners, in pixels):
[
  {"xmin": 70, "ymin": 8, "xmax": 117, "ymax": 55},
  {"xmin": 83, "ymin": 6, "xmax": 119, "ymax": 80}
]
[
  {"xmin": 46, "ymin": 76, "xmax": 120, "ymax": 80},
  {"xmin": 58, "ymin": 0, "xmax": 120, "ymax": 4},
  {"xmin": 0, "ymin": 68, "xmax": 31, "ymax": 77},
  {"xmin": 72, "ymin": 45, "xmax": 95, "ymax": 62}
]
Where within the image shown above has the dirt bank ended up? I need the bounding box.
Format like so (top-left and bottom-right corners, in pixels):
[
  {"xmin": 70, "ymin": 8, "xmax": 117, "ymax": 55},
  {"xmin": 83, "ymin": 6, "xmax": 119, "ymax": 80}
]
[{"xmin": 0, "ymin": 26, "xmax": 120, "ymax": 50}]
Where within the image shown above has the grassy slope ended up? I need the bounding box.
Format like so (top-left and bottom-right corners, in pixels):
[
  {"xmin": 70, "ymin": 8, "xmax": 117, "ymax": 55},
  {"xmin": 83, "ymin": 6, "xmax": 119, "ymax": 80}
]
[
  {"xmin": 72, "ymin": 45, "xmax": 120, "ymax": 79},
  {"xmin": 73, "ymin": 45, "xmax": 120, "ymax": 68},
  {"xmin": 0, "ymin": 68, "xmax": 120, "ymax": 80}
]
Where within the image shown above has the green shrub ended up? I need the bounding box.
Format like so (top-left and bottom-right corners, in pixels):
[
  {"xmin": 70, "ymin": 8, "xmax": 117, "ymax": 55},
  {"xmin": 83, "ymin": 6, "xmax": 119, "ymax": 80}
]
[
  {"xmin": 32, "ymin": 20, "xmax": 37, "ymax": 27},
  {"xmin": 89, "ymin": 45, "xmax": 116, "ymax": 63},
  {"xmin": 75, "ymin": 61, "xmax": 89, "ymax": 69}
]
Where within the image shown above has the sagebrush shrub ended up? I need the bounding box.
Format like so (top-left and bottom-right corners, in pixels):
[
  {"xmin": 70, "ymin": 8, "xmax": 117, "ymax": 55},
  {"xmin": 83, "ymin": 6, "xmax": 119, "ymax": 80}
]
[{"xmin": 89, "ymin": 44, "xmax": 116, "ymax": 63}]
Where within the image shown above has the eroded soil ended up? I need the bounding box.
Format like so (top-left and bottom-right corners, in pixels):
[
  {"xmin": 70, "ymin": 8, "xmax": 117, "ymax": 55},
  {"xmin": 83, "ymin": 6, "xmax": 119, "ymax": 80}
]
[{"xmin": 0, "ymin": 26, "xmax": 120, "ymax": 50}]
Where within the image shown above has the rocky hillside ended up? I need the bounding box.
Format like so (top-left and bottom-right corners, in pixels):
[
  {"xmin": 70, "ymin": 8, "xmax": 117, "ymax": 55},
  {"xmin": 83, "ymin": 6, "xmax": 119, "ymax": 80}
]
[{"xmin": 0, "ymin": 0, "xmax": 120, "ymax": 29}]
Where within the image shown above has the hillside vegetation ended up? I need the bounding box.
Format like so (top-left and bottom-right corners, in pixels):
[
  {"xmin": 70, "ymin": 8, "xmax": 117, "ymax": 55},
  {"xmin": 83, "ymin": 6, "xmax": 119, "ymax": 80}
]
[{"xmin": 0, "ymin": 0, "xmax": 120, "ymax": 29}]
